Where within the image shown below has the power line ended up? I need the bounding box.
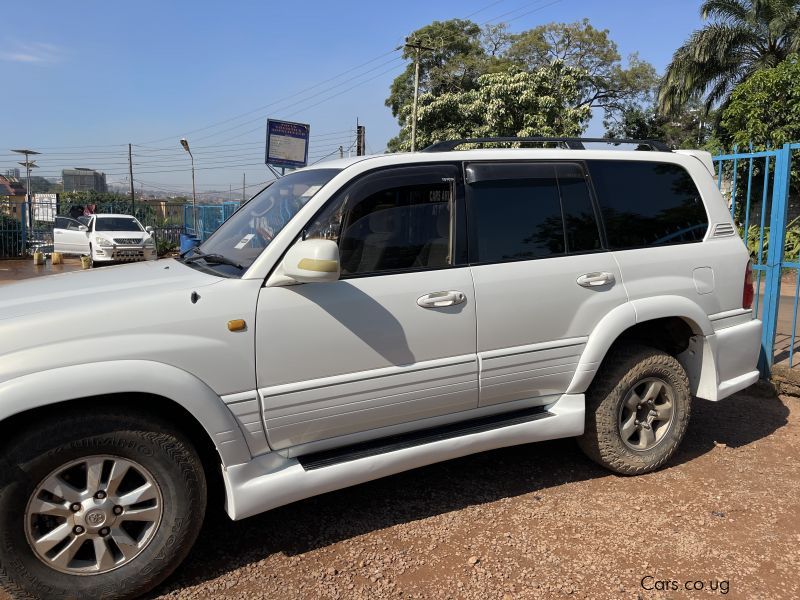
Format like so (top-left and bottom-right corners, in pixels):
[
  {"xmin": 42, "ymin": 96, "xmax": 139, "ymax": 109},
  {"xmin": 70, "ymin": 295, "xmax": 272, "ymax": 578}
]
[
  {"xmin": 190, "ymin": 56, "xmax": 404, "ymax": 144},
  {"xmin": 138, "ymin": 51, "xmax": 401, "ymax": 145}
]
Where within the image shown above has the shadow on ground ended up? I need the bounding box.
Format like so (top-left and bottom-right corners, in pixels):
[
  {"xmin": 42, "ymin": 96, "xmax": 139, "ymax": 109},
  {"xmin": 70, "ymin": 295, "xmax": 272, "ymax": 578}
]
[{"xmin": 148, "ymin": 384, "xmax": 789, "ymax": 597}]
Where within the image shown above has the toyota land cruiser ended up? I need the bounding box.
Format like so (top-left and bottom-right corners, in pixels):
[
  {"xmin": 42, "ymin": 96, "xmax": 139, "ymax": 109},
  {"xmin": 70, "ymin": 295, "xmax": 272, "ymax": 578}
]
[{"xmin": 0, "ymin": 137, "xmax": 761, "ymax": 599}]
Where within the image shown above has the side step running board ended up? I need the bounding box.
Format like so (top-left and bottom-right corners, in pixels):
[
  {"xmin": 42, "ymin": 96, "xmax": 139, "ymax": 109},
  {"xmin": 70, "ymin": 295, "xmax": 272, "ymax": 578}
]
[
  {"xmin": 298, "ymin": 405, "xmax": 551, "ymax": 470},
  {"xmin": 223, "ymin": 394, "xmax": 585, "ymax": 520}
]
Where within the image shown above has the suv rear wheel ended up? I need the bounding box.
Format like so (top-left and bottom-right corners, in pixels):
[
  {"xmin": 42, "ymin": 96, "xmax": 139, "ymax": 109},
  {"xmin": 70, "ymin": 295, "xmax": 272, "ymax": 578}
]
[
  {"xmin": 0, "ymin": 410, "xmax": 206, "ymax": 599},
  {"xmin": 578, "ymin": 344, "xmax": 691, "ymax": 475}
]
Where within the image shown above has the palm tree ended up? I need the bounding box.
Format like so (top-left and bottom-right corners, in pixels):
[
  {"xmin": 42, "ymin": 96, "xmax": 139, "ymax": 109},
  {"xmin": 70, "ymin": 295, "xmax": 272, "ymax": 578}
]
[{"xmin": 658, "ymin": 0, "xmax": 800, "ymax": 115}]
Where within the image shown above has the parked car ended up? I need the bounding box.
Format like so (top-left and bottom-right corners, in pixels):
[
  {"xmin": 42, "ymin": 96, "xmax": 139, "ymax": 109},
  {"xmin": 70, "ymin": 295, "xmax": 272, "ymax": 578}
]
[
  {"xmin": 0, "ymin": 138, "xmax": 762, "ymax": 599},
  {"xmin": 53, "ymin": 213, "xmax": 157, "ymax": 264}
]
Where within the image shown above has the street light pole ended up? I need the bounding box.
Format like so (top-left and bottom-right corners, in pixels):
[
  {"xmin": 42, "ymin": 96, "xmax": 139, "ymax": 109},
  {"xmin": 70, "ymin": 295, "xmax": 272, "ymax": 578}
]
[
  {"xmin": 10, "ymin": 148, "xmax": 40, "ymax": 231},
  {"xmin": 180, "ymin": 138, "xmax": 197, "ymax": 235}
]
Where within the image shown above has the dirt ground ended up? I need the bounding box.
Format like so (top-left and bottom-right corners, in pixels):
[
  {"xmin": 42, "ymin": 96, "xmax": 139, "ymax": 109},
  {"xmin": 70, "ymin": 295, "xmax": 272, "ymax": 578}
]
[{"xmin": 140, "ymin": 385, "xmax": 799, "ymax": 600}]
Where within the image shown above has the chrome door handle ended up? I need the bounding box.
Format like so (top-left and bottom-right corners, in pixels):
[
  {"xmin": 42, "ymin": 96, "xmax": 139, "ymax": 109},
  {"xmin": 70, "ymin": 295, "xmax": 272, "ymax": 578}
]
[
  {"xmin": 576, "ymin": 272, "xmax": 615, "ymax": 287},
  {"xmin": 417, "ymin": 290, "xmax": 466, "ymax": 308}
]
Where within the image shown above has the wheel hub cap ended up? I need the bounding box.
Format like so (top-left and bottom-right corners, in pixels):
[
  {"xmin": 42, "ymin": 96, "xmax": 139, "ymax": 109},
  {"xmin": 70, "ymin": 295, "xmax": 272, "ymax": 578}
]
[
  {"xmin": 618, "ymin": 377, "xmax": 676, "ymax": 452},
  {"xmin": 24, "ymin": 455, "xmax": 163, "ymax": 575}
]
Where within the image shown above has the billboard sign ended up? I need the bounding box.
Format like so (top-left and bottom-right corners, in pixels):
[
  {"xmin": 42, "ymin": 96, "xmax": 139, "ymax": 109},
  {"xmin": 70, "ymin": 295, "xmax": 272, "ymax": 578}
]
[
  {"xmin": 33, "ymin": 193, "xmax": 58, "ymax": 222},
  {"xmin": 265, "ymin": 119, "xmax": 310, "ymax": 169}
]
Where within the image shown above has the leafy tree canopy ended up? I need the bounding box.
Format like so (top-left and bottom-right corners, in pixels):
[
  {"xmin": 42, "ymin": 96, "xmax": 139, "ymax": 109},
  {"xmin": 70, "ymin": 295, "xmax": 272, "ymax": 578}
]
[
  {"xmin": 720, "ymin": 55, "xmax": 800, "ymax": 148},
  {"xmin": 507, "ymin": 18, "xmax": 656, "ymax": 115},
  {"xmin": 391, "ymin": 64, "xmax": 591, "ymax": 152},
  {"xmin": 604, "ymin": 99, "xmax": 716, "ymax": 149},
  {"xmin": 658, "ymin": 0, "xmax": 800, "ymax": 116},
  {"xmin": 386, "ymin": 18, "xmax": 655, "ymax": 150}
]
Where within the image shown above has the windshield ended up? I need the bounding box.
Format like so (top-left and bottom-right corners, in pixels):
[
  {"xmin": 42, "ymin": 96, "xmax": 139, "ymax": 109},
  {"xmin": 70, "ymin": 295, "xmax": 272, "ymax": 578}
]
[
  {"xmin": 193, "ymin": 168, "xmax": 340, "ymax": 274},
  {"xmin": 95, "ymin": 217, "xmax": 143, "ymax": 232}
]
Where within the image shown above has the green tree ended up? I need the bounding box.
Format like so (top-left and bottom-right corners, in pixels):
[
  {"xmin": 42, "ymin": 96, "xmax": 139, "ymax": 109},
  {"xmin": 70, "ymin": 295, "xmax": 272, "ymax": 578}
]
[
  {"xmin": 720, "ymin": 55, "xmax": 800, "ymax": 147},
  {"xmin": 658, "ymin": 0, "xmax": 800, "ymax": 116},
  {"xmin": 507, "ymin": 19, "xmax": 657, "ymax": 120},
  {"xmin": 385, "ymin": 18, "xmax": 656, "ymax": 150},
  {"xmin": 385, "ymin": 19, "xmax": 488, "ymax": 122},
  {"xmin": 392, "ymin": 64, "xmax": 591, "ymax": 151},
  {"xmin": 605, "ymin": 99, "xmax": 716, "ymax": 149}
]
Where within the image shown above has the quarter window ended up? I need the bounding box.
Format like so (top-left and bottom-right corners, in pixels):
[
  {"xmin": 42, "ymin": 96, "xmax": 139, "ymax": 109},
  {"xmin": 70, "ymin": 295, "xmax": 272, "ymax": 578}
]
[{"xmin": 587, "ymin": 160, "xmax": 708, "ymax": 249}]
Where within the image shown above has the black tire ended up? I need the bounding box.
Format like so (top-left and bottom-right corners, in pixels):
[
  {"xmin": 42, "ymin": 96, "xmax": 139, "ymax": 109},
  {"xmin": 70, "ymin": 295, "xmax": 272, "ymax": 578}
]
[
  {"xmin": 577, "ymin": 344, "xmax": 691, "ymax": 475},
  {"xmin": 0, "ymin": 411, "xmax": 206, "ymax": 600}
]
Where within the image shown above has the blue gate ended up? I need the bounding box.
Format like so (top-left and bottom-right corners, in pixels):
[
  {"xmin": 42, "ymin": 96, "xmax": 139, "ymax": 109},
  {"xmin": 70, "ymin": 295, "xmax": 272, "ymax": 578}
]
[{"xmin": 713, "ymin": 144, "xmax": 794, "ymax": 374}]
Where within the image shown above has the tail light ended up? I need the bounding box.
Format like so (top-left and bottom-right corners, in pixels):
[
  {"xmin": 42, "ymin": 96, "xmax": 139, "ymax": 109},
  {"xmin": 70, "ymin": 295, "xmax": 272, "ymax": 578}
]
[{"xmin": 743, "ymin": 259, "xmax": 754, "ymax": 309}]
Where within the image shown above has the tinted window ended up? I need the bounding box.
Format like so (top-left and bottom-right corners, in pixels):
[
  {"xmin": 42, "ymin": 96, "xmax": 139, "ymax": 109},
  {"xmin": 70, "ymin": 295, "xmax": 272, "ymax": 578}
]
[
  {"xmin": 95, "ymin": 217, "xmax": 142, "ymax": 232},
  {"xmin": 558, "ymin": 164, "xmax": 602, "ymax": 253},
  {"xmin": 54, "ymin": 217, "xmax": 68, "ymax": 230},
  {"xmin": 305, "ymin": 171, "xmax": 453, "ymax": 276},
  {"xmin": 468, "ymin": 164, "xmax": 565, "ymax": 262},
  {"xmin": 588, "ymin": 160, "xmax": 708, "ymax": 249}
]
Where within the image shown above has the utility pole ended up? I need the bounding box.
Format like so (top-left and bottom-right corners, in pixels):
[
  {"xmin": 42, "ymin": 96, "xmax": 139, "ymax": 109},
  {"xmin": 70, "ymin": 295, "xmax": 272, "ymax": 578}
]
[
  {"xmin": 339, "ymin": 145, "xmax": 344, "ymax": 159},
  {"xmin": 128, "ymin": 143, "xmax": 135, "ymax": 215},
  {"xmin": 404, "ymin": 38, "xmax": 435, "ymax": 152},
  {"xmin": 242, "ymin": 173, "xmax": 246, "ymax": 203},
  {"xmin": 356, "ymin": 119, "xmax": 366, "ymax": 156}
]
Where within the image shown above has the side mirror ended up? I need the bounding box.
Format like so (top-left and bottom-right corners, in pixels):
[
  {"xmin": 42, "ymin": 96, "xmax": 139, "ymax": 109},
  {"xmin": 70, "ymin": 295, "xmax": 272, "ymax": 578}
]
[
  {"xmin": 280, "ymin": 239, "xmax": 340, "ymax": 284},
  {"xmin": 78, "ymin": 225, "xmax": 89, "ymax": 232},
  {"xmin": 145, "ymin": 226, "xmax": 154, "ymax": 234}
]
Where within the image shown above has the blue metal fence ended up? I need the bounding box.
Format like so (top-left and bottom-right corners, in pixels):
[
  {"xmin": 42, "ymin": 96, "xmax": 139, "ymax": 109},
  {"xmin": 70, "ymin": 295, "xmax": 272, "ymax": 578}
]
[
  {"xmin": 713, "ymin": 144, "xmax": 795, "ymax": 374},
  {"xmin": 2, "ymin": 198, "xmax": 242, "ymax": 258}
]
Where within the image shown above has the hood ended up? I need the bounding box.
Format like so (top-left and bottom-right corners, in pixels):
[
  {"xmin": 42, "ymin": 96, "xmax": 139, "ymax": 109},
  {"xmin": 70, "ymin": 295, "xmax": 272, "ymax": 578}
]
[{"xmin": 0, "ymin": 258, "xmax": 221, "ymax": 322}]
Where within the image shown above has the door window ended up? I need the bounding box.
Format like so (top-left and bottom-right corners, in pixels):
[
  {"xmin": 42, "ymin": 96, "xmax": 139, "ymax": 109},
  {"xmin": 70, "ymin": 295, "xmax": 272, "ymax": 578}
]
[
  {"xmin": 465, "ymin": 162, "xmax": 602, "ymax": 264},
  {"xmin": 305, "ymin": 166, "xmax": 458, "ymax": 276},
  {"xmin": 587, "ymin": 160, "xmax": 708, "ymax": 249}
]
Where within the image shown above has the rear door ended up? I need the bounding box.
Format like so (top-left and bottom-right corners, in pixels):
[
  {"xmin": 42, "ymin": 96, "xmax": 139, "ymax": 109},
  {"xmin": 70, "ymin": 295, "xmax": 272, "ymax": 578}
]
[{"xmin": 466, "ymin": 161, "xmax": 628, "ymax": 407}]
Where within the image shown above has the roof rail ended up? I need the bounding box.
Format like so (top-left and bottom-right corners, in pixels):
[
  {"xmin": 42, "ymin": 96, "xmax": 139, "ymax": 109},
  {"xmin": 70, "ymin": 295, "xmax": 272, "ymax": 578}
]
[{"xmin": 421, "ymin": 137, "xmax": 673, "ymax": 153}]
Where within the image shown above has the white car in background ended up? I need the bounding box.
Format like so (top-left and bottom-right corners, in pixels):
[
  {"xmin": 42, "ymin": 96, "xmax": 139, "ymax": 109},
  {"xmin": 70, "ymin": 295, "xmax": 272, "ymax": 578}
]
[{"xmin": 53, "ymin": 213, "xmax": 157, "ymax": 264}]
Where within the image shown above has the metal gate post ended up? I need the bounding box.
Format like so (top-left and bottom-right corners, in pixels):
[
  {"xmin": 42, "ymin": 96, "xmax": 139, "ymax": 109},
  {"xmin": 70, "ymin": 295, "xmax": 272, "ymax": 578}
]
[
  {"xmin": 759, "ymin": 143, "xmax": 792, "ymax": 375},
  {"xmin": 20, "ymin": 203, "xmax": 27, "ymax": 257}
]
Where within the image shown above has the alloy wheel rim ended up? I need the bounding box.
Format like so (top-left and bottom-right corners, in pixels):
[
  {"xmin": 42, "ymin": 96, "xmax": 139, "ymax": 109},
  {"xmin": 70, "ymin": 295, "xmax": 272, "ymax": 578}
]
[
  {"xmin": 24, "ymin": 455, "xmax": 163, "ymax": 575},
  {"xmin": 617, "ymin": 377, "xmax": 676, "ymax": 452}
]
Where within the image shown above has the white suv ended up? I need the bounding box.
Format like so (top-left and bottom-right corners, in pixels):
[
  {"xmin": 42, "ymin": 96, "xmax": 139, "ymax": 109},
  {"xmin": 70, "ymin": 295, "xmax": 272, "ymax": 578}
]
[
  {"xmin": 53, "ymin": 213, "xmax": 157, "ymax": 264},
  {"xmin": 0, "ymin": 138, "xmax": 761, "ymax": 599}
]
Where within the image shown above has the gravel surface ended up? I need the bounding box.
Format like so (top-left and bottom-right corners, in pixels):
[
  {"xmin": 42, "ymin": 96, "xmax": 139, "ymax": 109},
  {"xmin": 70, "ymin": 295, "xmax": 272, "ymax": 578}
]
[{"xmin": 139, "ymin": 383, "xmax": 799, "ymax": 600}]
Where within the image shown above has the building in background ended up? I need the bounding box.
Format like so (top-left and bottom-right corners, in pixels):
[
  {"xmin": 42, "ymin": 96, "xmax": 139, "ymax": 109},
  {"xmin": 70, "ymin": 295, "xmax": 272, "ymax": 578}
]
[
  {"xmin": 4, "ymin": 168, "xmax": 20, "ymax": 179},
  {"xmin": 0, "ymin": 175, "xmax": 27, "ymax": 220},
  {"xmin": 62, "ymin": 168, "xmax": 107, "ymax": 193}
]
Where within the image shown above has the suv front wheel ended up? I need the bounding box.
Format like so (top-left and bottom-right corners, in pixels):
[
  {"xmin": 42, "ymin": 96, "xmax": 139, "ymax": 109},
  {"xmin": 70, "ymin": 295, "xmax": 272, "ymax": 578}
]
[
  {"xmin": 578, "ymin": 344, "xmax": 691, "ymax": 475},
  {"xmin": 0, "ymin": 410, "xmax": 206, "ymax": 599}
]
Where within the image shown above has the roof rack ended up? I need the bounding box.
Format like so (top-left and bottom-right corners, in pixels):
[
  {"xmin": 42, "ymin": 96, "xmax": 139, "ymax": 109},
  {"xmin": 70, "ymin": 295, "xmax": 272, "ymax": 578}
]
[{"xmin": 422, "ymin": 137, "xmax": 673, "ymax": 153}]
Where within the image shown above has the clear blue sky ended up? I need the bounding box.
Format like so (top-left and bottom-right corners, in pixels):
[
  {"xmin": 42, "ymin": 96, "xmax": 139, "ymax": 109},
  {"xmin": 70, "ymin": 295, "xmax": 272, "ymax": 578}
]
[{"xmin": 0, "ymin": 0, "xmax": 704, "ymax": 195}]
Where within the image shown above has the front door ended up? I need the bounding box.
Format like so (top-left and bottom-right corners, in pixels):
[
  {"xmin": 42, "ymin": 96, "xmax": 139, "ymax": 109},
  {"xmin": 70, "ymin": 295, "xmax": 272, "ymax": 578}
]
[
  {"xmin": 465, "ymin": 161, "xmax": 628, "ymax": 407},
  {"xmin": 256, "ymin": 164, "xmax": 478, "ymax": 451},
  {"xmin": 54, "ymin": 217, "xmax": 88, "ymax": 254}
]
